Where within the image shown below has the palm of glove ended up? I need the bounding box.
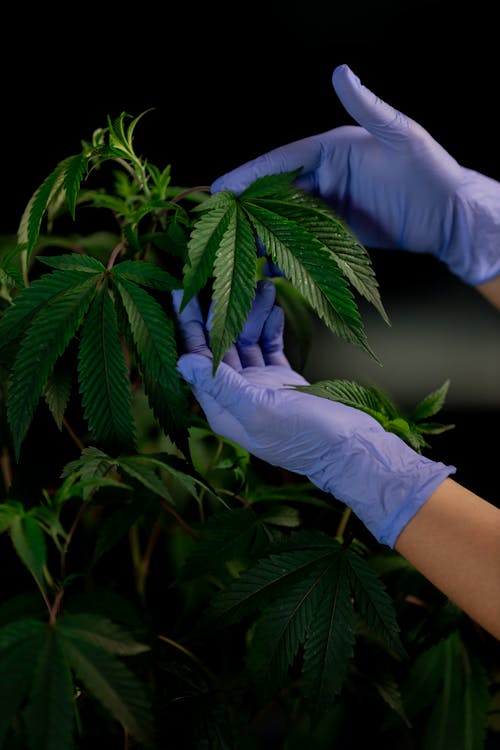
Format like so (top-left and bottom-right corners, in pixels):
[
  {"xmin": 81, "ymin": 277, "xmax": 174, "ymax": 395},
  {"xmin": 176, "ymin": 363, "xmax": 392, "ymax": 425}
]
[{"xmin": 173, "ymin": 281, "xmax": 455, "ymax": 548}]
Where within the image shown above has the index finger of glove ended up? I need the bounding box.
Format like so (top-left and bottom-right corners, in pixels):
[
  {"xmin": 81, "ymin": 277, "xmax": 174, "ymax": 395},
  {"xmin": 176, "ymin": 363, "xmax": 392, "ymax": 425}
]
[
  {"xmin": 211, "ymin": 137, "xmax": 323, "ymax": 196},
  {"xmin": 237, "ymin": 280, "xmax": 277, "ymax": 367},
  {"xmin": 171, "ymin": 290, "xmax": 211, "ymax": 357}
]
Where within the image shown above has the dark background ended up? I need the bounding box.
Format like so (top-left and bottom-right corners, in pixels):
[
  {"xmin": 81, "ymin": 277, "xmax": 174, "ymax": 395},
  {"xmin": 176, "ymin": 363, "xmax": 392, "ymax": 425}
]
[{"xmin": 2, "ymin": 0, "xmax": 499, "ymax": 501}]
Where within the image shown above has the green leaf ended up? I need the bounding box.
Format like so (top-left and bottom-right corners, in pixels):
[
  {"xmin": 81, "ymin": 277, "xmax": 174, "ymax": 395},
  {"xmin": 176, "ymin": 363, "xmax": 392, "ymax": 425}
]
[
  {"xmin": 403, "ymin": 632, "xmax": 490, "ymax": 750},
  {"xmin": 293, "ymin": 379, "xmax": 386, "ymax": 421},
  {"xmin": 7, "ymin": 272, "xmax": 99, "ymax": 459},
  {"xmin": 409, "ymin": 379, "xmax": 450, "ymax": 421},
  {"xmin": 112, "ymin": 275, "xmax": 189, "ymax": 446},
  {"xmin": 116, "ymin": 455, "xmax": 175, "ymax": 503},
  {"xmin": 0, "ymin": 618, "xmax": 47, "ymax": 746},
  {"xmin": 61, "ymin": 632, "xmax": 155, "ymax": 746},
  {"xmin": 247, "ymin": 204, "xmax": 377, "ymax": 361},
  {"xmin": 248, "ymin": 552, "xmax": 337, "ymax": 694},
  {"xmin": 180, "ymin": 508, "xmax": 263, "ymax": 579},
  {"xmin": 78, "ymin": 284, "xmax": 136, "ymax": 451},
  {"xmin": 345, "ymin": 548, "xmax": 406, "ymax": 659},
  {"xmin": 38, "ymin": 253, "xmax": 106, "ymax": 273},
  {"xmin": 253, "ymin": 191, "xmax": 389, "ymax": 323},
  {"xmin": 10, "ymin": 514, "xmax": 48, "ymax": 593},
  {"xmin": 44, "ymin": 363, "xmax": 73, "ymax": 431},
  {"xmin": 0, "ymin": 499, "xmax": 24, "ymax": 532},
  {"xmin": 25, "ymin": 626, "xmax": 75, "ymax": 750},
  {"xmin": 0, "ymin": 269, "xmax": 96, "ymax": 370},
  {"xmin": 203, "ymin": 544, "xmax": 342, "ymax": 628},
  {"xmin": 301, "ymin": 554, "xmax": 355, "ymax": 713},
  {"xmin": 57, "ymin": 613, "xmax": 150, "ymax": 656},
  {"xmin": 209, "ymin": 204, "xmax": 258, "ymax": 370},
  {"xmin": 182, "ymin": 191, "xmax": 236, "ymax": 305},
  {"xmin": 112, "ymin": 259, "xmax": 179, "ymax": 290},
  {"xmin": 238, "ymin": 170, "xmax": 304, "ymax": 199},
  {"xmin": 17, "ymin": 154, "xmax": 88, "ymax": 262}
]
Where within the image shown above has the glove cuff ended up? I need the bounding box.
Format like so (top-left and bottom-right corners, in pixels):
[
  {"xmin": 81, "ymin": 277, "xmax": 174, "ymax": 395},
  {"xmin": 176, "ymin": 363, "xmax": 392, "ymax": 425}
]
[
  {"xmin": 377, "ymin": 462, "xmax": 456, "ymax": 548},
  {"xmin": 442, "ymin": 169, "xmax": 500, "ymax": 285}
]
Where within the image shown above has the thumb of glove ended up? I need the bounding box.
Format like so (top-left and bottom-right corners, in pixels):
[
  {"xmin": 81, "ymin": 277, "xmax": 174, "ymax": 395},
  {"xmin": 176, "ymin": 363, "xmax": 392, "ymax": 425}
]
[{"xmin": 332, "ymin": 64, "xmax": 411, "ymax": 143}]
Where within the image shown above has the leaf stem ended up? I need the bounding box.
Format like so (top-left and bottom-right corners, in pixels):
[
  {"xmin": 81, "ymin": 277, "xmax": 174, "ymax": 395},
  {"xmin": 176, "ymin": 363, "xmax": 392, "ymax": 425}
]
[{"xmin": 335, "ymin": 506, "xmax": 352, "ymax": 540}]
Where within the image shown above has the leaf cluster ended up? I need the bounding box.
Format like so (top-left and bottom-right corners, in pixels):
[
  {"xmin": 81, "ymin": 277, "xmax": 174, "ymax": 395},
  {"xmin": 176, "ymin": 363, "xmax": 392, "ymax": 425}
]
[{"xmin": 0, "ymin": 110, "xmax": 496, "ymax": 749}]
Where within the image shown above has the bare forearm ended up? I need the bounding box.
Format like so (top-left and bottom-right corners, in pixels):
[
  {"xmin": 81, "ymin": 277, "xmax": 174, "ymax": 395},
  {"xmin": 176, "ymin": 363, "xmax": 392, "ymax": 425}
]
[
  {"xmin": 476, "ymin": 273, "xmax": 500, "ymax": 309},
  {"xmin": 394, "ymin": 478, "xmax": 500, "ymax": 639}
]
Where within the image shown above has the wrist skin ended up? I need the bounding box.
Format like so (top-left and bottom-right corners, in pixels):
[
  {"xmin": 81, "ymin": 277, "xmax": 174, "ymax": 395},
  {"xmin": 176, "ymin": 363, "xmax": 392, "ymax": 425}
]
[
  {"xmin": 394, "ymin": 477, "xmax": 500, "ymax": 640},
  {"xmin": 476, "ymin": 273, "xmax": 500, "ymax": 309}
]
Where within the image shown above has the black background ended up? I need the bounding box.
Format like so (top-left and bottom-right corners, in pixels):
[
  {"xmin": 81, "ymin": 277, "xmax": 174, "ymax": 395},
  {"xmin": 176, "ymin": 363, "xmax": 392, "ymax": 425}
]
[{"xmin": 2, "ymin": 0, "xmax": 499, "ymax": 501}]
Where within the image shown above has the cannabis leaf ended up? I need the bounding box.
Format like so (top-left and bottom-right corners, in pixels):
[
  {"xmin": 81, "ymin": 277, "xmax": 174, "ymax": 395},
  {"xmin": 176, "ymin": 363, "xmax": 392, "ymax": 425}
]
[
  {"xmin": 402, "ymin": 632, "xmax": 490, "ymax": 750},
  {"xmin": 0, "ymin": 614, "xmax": 154, "ymax": 749},
  {"xmin": 0, "ymin": 254, "xmax": 189, "ymax": 459},
  {"xmin": 181, "ymin": 171, "xmax": 388, "ymax": 372},
  {"xmin": 293, "ymin": 378, "xmax": 454, "ymax": 452},
  {"xmin": 197, "ymin": 530, "xmax": 404, "ymax": 716}
]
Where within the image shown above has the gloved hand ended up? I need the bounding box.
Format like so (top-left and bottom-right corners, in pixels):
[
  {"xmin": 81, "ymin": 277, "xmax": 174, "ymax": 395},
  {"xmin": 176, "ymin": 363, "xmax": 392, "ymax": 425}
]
[
  {"xmin": 211, "ymin": 64, "xmax": 500, "ymax": 287},
  {"xmin": 173, "ymin": 280, "xmax": 456, "ymax": 548}
]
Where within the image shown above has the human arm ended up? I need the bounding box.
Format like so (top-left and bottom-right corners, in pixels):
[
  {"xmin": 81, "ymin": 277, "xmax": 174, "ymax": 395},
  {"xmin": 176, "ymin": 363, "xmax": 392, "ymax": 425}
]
[
  {"xmin": 395, "ymin": 478, "xmax": 500, "ymax": 640},
  {"xmin": 173, "ymin": 281, "xmax": 500, "ymax": 639},
  {"xmin": 476, "ymin": 274, "xmax": 500, "ymax": 309},
  {"xmin": 212, "ymin": 64, "xmax": 500, "ymax": 290}
]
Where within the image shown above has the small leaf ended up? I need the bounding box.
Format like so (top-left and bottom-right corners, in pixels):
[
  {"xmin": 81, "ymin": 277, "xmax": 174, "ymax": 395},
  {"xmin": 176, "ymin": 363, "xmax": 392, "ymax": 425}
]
[
  {"xmin": 410, "ymin": 379, "xmax": 450, "ymax": 421},
  {"xmin": 10, "ymin": 514, "xmax": 48, "ymax": 593}
]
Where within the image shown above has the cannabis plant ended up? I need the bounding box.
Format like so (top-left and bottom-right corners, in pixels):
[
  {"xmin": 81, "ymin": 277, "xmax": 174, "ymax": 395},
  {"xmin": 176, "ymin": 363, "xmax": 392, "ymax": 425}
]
[{"xmin": 0, "ymin": 111, "xmax": 497, "ymax": 749}]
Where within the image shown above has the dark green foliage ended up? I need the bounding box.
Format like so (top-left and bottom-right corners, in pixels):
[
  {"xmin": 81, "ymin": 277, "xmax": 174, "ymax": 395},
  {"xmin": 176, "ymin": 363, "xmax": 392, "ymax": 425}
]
[{"xmin": 0, "ymin": 111, "xmax": 497, "ymax": 749}]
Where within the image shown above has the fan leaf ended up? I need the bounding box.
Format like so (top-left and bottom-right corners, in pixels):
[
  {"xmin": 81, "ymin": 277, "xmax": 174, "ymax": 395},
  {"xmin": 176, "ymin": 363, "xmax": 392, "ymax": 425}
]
[
  {"xmin": 61, "ymin": 632, "xmax": 155, "ymax": 746},
  {"xmin": 245, "ymin": 203, "xmax": 377, "ymax": 361},
  {"xmin": 345, "ymin": 547, "xmax": 405, "ymax": 659},
  {"xmin": 57, "ymin": 613, "xmax": 150, "ymax": 656},
  {"xmin": 0, "ymin": 619, "xmax": 47, "ymax": 746},
  {"xmin": 17, "ymin": 153, "xmax": 88, "ymax": 262},
  {"xmin": 78, "ymin": 284, "xmax": 136, "ymax": 451},
  {"xmin": 182, "ymin": 191, "xmax": 236, "ymax": 305},
  {"xmin": 258, "ymin": 192, "xmax": 389, "ymax": 323},
  {"xmin": 26, "ymin": 626, "xmax": 75, "ymax": 750},
  {"xmin": 209, "ymin": 204, "xmax": 258, "ymax": 370},
  {"xmin": 112, "ymin": 275, "xmax": 189, "ymax": 446},
  {"xmin": 7, "ymin": 273, "xmax": 99, "ymax": 459},
  {"xmin": 112, "ymin": 259, "xmax": 179, "ymax": 291},
  {"xmin": 248, "ymin": 554, "xmax": 336, "ymax": 693},
  {"xmin": 301, "ymin": 554, "xmax": 355, "ymax": 713}
]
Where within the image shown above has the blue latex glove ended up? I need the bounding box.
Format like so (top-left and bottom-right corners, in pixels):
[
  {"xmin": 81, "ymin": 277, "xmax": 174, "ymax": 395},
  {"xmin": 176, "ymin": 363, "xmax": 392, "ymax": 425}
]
[
  {"xmin": 212, "ymin": 64, "xmax": 500, "ymax": 286},
  {"xmin": 173, "ymin": 281, "xmax": 456, "ymax": 548}
]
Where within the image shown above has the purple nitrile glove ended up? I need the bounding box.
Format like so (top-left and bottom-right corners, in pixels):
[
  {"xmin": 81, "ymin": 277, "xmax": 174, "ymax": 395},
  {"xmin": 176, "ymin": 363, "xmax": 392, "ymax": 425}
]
[
  {"xmin": 211, "ymin": 64, "xmax": 500, "ymax": 286},
  {"xmin": 173, "ymin": 281, "xmax": 456, "ymax": 548}
]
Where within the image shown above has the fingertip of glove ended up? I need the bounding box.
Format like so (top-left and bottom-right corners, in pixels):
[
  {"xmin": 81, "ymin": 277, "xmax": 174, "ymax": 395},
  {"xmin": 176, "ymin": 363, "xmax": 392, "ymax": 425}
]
[
  {"xmin": 332, "ymin": 63, "xmax": 360, "ymax": 91},
  {"xmin": 177, "ymin": 353, "xmax": 212, "ymax": 384}
]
